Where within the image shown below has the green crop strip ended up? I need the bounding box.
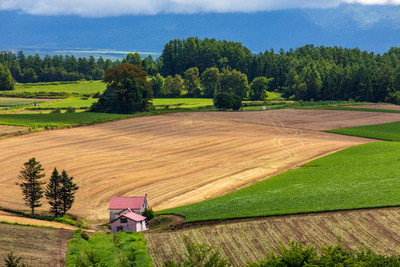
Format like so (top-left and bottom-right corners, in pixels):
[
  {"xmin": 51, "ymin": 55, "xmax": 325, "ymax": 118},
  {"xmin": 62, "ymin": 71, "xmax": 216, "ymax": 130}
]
[{"xmin": 161, "ymin": 142, "xmax": 400, "ymax": 222}]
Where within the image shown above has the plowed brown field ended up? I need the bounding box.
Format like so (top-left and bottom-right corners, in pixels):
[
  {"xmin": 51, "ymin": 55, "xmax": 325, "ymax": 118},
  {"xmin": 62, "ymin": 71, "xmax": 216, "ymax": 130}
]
[
  {"xmin": 145, "ymin": 207, "xmax": 400, "ymax": 266},
  {"xmin": 1, "ymin": 110, "xmax": 400, "ymax": 222}
]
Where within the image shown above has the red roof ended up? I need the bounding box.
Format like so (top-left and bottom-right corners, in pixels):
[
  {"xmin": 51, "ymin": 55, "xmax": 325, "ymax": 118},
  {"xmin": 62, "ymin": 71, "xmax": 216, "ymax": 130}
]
[
  {"xmin": 123, "ymin": 212, "xmax": 147, "ymax": 222},
  {"xmin": 110, "ymin": 212, "xmax": 147, "ymax": 223},
  {"xmin": 108, "ymin": 196, "xmax": 145, "ymax": 210}
]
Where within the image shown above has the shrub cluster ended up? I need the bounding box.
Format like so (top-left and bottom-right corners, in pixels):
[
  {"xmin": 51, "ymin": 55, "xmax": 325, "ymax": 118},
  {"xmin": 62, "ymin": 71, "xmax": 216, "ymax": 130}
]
[
  {"xmin": 66, "ymin": 229, "xmax": 153, "ymax": 267},
  {"xmin": 213, "ymin": 92, "xmax": 242, "ymax": 111}
]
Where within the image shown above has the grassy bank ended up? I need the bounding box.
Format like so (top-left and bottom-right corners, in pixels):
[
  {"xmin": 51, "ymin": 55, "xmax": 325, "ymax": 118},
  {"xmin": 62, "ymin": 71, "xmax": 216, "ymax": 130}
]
[
  {"xmin": 327, "ymin": 121, "xmax": 400, "ymax": 141},
  {"xmin": 160, "ymin": 142, "xmax": 400, "ymax": 222}
]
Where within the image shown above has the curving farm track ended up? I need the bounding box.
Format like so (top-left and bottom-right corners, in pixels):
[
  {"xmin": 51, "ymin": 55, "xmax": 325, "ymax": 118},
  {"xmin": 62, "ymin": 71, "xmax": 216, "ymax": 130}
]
[{"xmin": 1, "ymin": 109, "xmax": 400, "ymax": 222}]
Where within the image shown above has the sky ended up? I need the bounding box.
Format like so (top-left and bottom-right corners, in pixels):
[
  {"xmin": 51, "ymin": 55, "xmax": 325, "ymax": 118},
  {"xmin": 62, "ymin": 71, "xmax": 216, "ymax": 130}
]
[{"xmin": 0, "ymin": 0, "xmax": 400, "ymax": 17}]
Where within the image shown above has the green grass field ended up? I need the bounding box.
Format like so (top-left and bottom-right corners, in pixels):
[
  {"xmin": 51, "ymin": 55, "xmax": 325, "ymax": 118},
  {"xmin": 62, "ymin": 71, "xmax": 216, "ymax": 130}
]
[
  {"xmin": 0, "ymin": 99, "xmax": 43, "ymax": 107},
  {"xmin": 160, "ymin": 142, "xmax": 400, "ymax": 222},
  {"xmin": 327, "ymin": 121, "xmax": 400, "ymax": 142},
  {"xmin": 32, "ymin": 98, "xmax": 98, "ymax": 109},
  {"xmin": 15, "ymin": 81, "xmax": 106, "ymax": 95},
  {"xmin": 0, "ymin": 112, "xmax": 134, "ymax": 128}
]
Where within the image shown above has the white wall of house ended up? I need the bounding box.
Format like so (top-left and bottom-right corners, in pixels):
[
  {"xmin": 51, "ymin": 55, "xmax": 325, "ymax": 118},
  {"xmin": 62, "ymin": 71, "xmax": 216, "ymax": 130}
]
[{"xmin": 111, "ymin": 217, "xmax": 147, "ymax": 234}]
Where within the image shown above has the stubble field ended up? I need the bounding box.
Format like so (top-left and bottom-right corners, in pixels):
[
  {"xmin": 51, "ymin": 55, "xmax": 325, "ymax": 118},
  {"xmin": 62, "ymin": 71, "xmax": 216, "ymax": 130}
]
[
  {"xmin": 0, "ymin": 223, "xmax": 73, "ymax": 266},
  {"xmin": 0, "ymin": 109, "xmax": 399, "ymax": 223},
  {"xmin": 145, "ymin": 207, "xmax": 400, "ymax": 266}
]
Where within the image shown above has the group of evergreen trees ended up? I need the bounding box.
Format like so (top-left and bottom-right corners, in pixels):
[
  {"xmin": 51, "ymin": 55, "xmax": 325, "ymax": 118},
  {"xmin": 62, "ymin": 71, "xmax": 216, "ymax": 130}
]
[
  {"xmin": 159, "ymin": 38, "xmax": 400, "ymax": 104},
  {"xmin": 2, "ymin": 37, "xmax": 400, "ymax": 104},
  {"xmin": 18, "ymin": 158, "xmax": 78, "ymax": 217}
]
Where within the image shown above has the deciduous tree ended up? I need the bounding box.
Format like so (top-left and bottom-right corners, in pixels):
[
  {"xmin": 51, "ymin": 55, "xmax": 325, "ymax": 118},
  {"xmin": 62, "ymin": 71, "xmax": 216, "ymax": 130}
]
[
  {"xmin": 0, "ymin": 64, "xmax": 14, "ymax": 91},
  {"xmin": 90, "ymin": 63, "xmax": 153, "ymax": 114}
]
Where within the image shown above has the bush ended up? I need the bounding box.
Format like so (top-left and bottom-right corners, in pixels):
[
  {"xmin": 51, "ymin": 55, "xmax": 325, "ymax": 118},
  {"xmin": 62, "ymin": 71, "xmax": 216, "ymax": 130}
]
[
  {"xmin": 142, "ymin": 209, "xmax": 155, "ymax": 221},
  {"xmin": 66, "ymin": 231, "xmax": 153, "ymax": 267},
  {"xmin": 65, "ymin": 107, "xmax": 76, "ymax": 113},
  {"xmin": 54, "ymin": 216, "xmax": 76, "ymax": 226},
  {"xmin": 50, "ymin": 108, "xmax": 62, "ymax": 114},
  {"xmin": 3, "ymin": 251, "xmax": 26, "ymax": 267},
  {"xmin": 164, "ymin": 237, "xmax": 231, "ymax": 267},
  {"xmin": 213, "ymin": 92, "xmax": 242, "ymax": 111}
]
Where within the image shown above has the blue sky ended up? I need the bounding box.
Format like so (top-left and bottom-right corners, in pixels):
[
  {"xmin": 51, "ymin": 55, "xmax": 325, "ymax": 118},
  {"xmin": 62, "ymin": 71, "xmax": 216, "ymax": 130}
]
[{"xmin": 0, "ymin": 0, "xmax": 399, "ymax": 17}]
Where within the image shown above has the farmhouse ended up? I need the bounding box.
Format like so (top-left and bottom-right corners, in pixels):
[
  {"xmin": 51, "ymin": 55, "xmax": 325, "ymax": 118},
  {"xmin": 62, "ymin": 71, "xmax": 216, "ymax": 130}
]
[
  {"xmin": 110, "ymin": 208, "xmax": 148, "ymax": 233},
  {"xmin": 108, "ymin": 195, "xmax": 149, "ymax": 222}
]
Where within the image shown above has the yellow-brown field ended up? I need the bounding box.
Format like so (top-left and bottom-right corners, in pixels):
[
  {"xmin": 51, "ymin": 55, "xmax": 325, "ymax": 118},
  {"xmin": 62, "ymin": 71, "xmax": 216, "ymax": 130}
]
[
  {"xmin": 1, "ymin": 110, "xmax": 400, "ymax": 223},
  {"xmin": 145, "ymin": 207, "xmax": 400, "ymax": 266}
]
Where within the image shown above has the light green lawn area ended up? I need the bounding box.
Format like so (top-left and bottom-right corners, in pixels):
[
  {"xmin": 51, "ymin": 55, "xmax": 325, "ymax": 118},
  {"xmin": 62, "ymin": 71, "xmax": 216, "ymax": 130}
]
[
  {"xmin": 152, "ymin": 98, "xmax": 213, "ymax": 107},
  {"xmin": 15, "ymin": 81, "xmax": 106, "ymax": 95},
  {"xmin": 160, "ymin": 142, "xmax": 400, "ymax": 222},
  {"xmin": 0, "ymin": 112, "xmax": 134, "ymax": 128},
  {"xmin": 33, "ymin": 98, "xmax": 98, "ymax": 109}
]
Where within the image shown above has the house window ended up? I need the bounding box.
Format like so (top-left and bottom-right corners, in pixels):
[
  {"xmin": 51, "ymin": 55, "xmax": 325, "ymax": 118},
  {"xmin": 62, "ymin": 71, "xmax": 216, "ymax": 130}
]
[
  {"xmin": 120, "ymin": 217, "xmax": 128, "ymax": 223},
  {"xmin": 116, "ymin": 226, "xmax": 123, "ymax": 232}
]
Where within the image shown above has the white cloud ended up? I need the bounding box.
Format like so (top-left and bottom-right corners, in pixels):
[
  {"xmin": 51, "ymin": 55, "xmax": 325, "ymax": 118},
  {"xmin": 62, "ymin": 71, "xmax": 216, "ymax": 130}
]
[{"xmin": 0, "ymin": 0, "xmax": 399, "ymax": 17}]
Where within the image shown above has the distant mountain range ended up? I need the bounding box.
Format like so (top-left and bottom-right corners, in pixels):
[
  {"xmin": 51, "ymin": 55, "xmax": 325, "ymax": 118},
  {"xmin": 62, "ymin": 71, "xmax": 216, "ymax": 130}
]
[{"xmin": 1, "ymin": 4, "xmax": 400, "ymax": 56}]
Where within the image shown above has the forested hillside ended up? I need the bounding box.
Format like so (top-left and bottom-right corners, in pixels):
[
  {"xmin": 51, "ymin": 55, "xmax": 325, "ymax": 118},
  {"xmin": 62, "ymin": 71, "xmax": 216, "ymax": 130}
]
[{"xmin": 1, "ymin": 38, "xmax": 400, "ymax": 103}]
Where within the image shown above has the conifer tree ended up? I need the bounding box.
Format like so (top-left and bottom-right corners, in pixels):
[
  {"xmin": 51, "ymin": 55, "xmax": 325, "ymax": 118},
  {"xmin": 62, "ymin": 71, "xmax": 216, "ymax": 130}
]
[
  {"xmin": 59, "ymin": 170, "xmax": 79, "ymax": 215},
  {"xmin": 18, "ymin": 158, "xmax": 46, "ymax": 216},
  {"xmin": 45, "ymin": 168, "xmax": 62, "ymax": 217}
]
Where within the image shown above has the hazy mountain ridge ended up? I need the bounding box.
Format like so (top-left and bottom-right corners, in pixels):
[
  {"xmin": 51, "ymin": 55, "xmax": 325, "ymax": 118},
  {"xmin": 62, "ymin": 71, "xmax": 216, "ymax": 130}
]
[
  {"xmin": 0, "ymin": 4, "xmax": 399, "ymax": 55},
  {"xmin": 305, "ymin": 4, "xmax": 400, "ymax": 30}
]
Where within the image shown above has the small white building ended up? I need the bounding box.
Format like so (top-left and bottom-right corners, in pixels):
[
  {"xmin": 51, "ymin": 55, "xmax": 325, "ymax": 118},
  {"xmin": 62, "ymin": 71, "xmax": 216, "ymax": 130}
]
[{"xmin": 110, "ymin": 208, "xmax": 148, "ymax": 233}]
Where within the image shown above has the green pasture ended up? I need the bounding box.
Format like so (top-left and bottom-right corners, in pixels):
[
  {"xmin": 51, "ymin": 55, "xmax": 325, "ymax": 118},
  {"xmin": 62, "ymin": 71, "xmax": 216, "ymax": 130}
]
[
  {"xmin": 160, "ymin": 142, "xmax": 400, "ymax": 222},
  {"xmin": 32, "ymin": 98, "xmax": 98, "ymax": 109},
  {"xmin": 152, "ymin": 98, "xmax": 213, "ymax": 108},
  {"xmin": 327, "ymin": 121, "xmax": 400, "ymax": 142},
  {"xmin": 0, "ymin": 112, "xmax": 134, "ymax": 128},
  {"xmin": 15, "ymin": 80, "xmax": 106, "ymax": 95},
  {"xmin": 0, "ymin": 99, "xmax": 43, "ymax": 107}
]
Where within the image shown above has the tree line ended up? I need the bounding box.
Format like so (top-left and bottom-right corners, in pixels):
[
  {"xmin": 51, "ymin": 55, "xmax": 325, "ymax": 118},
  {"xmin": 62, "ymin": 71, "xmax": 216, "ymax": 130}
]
[
  {"xmin": 0, "ymin": 50, "xmax": 159, "ymax": 83},
  {"xmin": 2, "ymin": 38, "xmax": 400, "ymax": 104}
]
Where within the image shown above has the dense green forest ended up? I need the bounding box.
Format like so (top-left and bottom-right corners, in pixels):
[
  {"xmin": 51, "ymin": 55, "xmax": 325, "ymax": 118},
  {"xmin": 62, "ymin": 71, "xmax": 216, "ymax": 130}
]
[{"xmin": 1, "ymin": 37, "xmax": 400, "ymax": 103}]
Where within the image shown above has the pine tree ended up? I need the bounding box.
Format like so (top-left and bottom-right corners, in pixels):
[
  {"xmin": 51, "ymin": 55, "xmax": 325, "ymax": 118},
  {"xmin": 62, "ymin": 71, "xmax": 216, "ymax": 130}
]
[
  {"xmin": 18, "ymin": 158, "xmax": 46, "ymax": 216},
  {"xmin": 59, "ymin": 170, "xmax": 79, "ymax": 216},
  {"xmin": 45, "ymin": 168, "xmax": 62, "ymax": 217}
]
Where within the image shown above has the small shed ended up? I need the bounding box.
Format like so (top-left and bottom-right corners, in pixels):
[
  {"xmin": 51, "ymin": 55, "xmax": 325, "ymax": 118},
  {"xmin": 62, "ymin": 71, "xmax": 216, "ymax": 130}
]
[
  {"xmin": 108, "ymin": 195, "xmax": 149, "ymax": 222},
  {"xmin": 110, "ymin": 211, "xmax": 148, "ymax": 233}
]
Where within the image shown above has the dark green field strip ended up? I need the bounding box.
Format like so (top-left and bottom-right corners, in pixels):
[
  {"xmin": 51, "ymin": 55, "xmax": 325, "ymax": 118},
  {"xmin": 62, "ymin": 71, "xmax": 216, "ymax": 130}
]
[
  {"xmin": 327, "ymin": 121, "xmax": 400, "ymax": 141},
  {"xmin": 160, "ymin": 142, "xmax": 400, "ymax": 222},
  {"xmin": 0, "ymin": 112, "xmax": 134, "ymax": 128}
]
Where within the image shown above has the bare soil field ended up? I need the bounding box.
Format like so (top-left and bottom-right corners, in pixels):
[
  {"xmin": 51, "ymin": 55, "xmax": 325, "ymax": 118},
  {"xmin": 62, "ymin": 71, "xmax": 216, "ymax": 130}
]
[
  {"xmin": 0, "ymin": 223, "xmax": 73, "ymax": 266},
  {"xmin": 145, "ymin": 207, "xmax": 400, "ymax": 266},
  {"xmin": 1, "ymin": 110, "xmax": 400, "ymax": 223},
  {"xmin": 0, "ymin": 125, "xmax": 28, "ymax": 136}
]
